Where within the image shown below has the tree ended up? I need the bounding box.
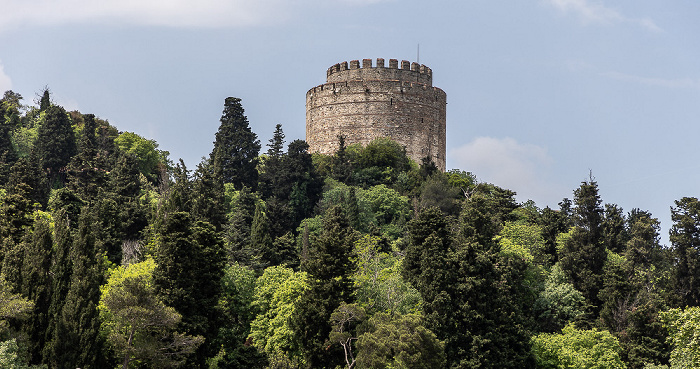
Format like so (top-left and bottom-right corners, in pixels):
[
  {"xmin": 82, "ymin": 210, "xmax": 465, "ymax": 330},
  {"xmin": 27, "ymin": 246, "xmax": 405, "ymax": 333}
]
[
  {"xmin": 292, "ymin": 206, "xmax": 357, "ymax": 368},
  {"xmin": 248, "ymin": 266, "xmax": 310, "ymax": 367},
  {"xmin": 669, "ymin": 197, "xmax": 700, "ymax": 307},
  {"xmin": 99, "ymin": 259, "xmax": 203, "ymax": 369},
  {"xmin": 190, "ymin": 157, "xmax": 226, "ymax": 231},
  {"xmin": 210, "ymin": 97, "xmax": 260, "ymax": 190},
  {"xmin": 31, "ymin": 104, "xmax": 77, "ymax": 187},
  {"xmin": 19, "ymin": 213, "xmax": 53, "ymax": 364},
  {"xmin": 531, "ymin": 324, "xmax": 626, "ymax": 369},
  {"xmin": 355, "ymin": 313, "xmax": 445, "ymax": 369},
  {"xmin": 52, "ymin": 207, "xmax": 107, "ymax": 369},
  {"xmin": 660, "ymin": 306, "xmax": 700, "ymax": 368},
  {"xmin": 328, "ymin": 302, "xmax": 365, "ymax": 369},
  {"xmin": 259, "ymin": 124, "xmax": 286, "ymax": 198},
  {"xmin": 559, "ymin": 179, "xmax": 607, "ymax": 313},
  {"xmin": 153, "ymin": 212, "xmax": 225, "ymax": 367},
  {"xmin": 67, "ymin": 114, "xmax": 106, "ymax": 202},
  {"xmin": 114, "ymin": 132, "xmax": 168, "ymax": 183},
  {"xmin": 210, "ymin": 263, "xmax": 267, "ymax": 368},
  {"xmin": 250, "ymin": 201, "xmax": 274, "ymax": 268}
]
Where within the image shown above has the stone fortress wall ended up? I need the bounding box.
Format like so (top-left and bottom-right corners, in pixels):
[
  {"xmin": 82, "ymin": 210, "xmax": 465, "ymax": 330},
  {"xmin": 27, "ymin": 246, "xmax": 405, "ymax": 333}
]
[{"xmin": 305, "ymin": 58, "xmax": 447, "ymax": 171}]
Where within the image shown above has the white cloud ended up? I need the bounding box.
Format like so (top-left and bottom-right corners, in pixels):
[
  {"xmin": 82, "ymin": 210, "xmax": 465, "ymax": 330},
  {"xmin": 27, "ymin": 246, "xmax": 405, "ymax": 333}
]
[
  {"xmin": 544, "ymin": 0, "xmax": 661, "ymax": 32},
  {"xmin": 0, "ymin": 61, "xmax": 12, "ymax": 92},
  {"xmin": 0, "ymin": 0, "xmax": 391, "ymax": 31},
  {"xmin": 449, "ymin": 137, "xmax": 564, "ymax": 206}
]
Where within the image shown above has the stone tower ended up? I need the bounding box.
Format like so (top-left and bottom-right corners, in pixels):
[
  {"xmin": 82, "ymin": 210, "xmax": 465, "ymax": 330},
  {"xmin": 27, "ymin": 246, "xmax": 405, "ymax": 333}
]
[{"xmin": 306, "ymin": 58, "xmax": 447, "ymax": 171}]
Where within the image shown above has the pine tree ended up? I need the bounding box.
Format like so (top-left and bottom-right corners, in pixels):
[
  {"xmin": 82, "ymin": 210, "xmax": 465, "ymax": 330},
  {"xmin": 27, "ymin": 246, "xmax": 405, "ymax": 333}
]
[{"xmin": 210, "ymin": 97, "xmax": 260, "ymax": 190}]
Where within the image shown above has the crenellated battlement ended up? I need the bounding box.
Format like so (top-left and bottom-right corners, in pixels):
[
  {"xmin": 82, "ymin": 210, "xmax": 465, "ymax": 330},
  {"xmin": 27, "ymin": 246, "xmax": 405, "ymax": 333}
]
[
  {"xmin": 307, "ymin": 57, "xmax": 446, "ymax": 171},
  {"xmin": 326, "ymin": 58, "xmax": 433, "ymax": 86}
]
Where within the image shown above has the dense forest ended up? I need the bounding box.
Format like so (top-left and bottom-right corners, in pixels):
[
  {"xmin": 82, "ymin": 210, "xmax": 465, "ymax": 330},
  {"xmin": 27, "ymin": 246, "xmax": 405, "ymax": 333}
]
[{"xmin": 0, "ymin": 88, "xmax": 699, "ymax": 369}]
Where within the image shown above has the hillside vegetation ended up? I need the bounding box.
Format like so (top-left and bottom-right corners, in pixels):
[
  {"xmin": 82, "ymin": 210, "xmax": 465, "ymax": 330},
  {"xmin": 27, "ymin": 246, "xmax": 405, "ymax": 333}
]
[{"xmin": 0, "ymin": 90, "xmax": 697, "ymax": 368}]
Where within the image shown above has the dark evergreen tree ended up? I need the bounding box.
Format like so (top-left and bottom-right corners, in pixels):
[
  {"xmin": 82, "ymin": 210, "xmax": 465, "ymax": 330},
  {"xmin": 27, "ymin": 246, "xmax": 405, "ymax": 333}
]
[
  {"xmin": 191, "ymin": 156, "xmax": 226, "ymax": 231},
  {"xmin": 210, "ymin": 97, "xmax": 260, "ymax": 190},
  {"xmin": 225, "ymin": 186, "xmax": 258, "ymax": 265},
  {"xmin": 283, "ymin": 139, "xmax": 323, "ymax": 227},
  {"xmin": 259, "ymin": 124, "xmax": 286, "ymax": 199},
  {"xmin": 32, "ymin": 104, "xmax": 77, "ymax": 187},
  {"xmin": 53, "ymin": 207, "xmax": 106, "ymax": 369},
  {"xmin": 250, "ymin": 201, "xmax": 274, "ymax": 267},
  {"xmin": 559, "ymin": 179, "xmax": 607, "ymax": 314},
  {"xmin": 42, "ymin": 211, "xmax": 74, "ymax": 366},
  {"xmin": 163, "ymin": 159, "xmax": 192, "ymax": 215},
  {"xmin": 292, "ymin": 206, "xmax": 357, "ymax": 368},
  {"xmin": 153, "ymin": 212, "xmax": 225, "ymax": 367},
  {"xmin": 404, "ymin": 200, "xmax": 534, "ymax": 369},
  {"xmin": 331, "ymin": 134, "xmax": 352, "ymax": 183},
  {"xmin": 669, "ymin": 196, "xmax": 700, "ymax": 307},
  {"xmin": 66, "ymin": 114, "xmax": 106, "ymax": 202},
  {"xmin": 39, "ymin": 88, "xmax": 51, "ymax": 111},
  {"xmin": 603, "ymin": 203, "xmax": 628, "ymax": 254},
  {"xmin": 19, "ymin": 214, "xmax": 53, "ymax": 364}
]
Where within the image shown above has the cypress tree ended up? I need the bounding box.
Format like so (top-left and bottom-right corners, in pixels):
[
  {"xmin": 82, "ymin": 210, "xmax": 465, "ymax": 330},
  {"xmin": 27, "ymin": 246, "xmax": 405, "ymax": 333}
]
[
  {"xmin": 67, "ymin": 114, "xmax": 106, "ymax": 202},
  {"xmin": 43, "ymin": 211, "xmax": 74, "ymax": 366},
  {"xmin": 250, "ymin": 200, "xmax": 274, "ymax": 267},
  {"xmin": 191, "ymin": 156, "xmax": 226, "ymax": 231},
  {"xmin": 210, "ymin": 97, "xmax": 260, "ymax": 190},
  {"xmin": 32, "ymin": 104, "xmax": 77, "ymax": 187},
  {"xmin": 20, "ymin": 214, "xmax": 53, "ymax": 364},
  {"xmin": 54, "ymin": 207, "xmax": 106, "ymax": 369}
]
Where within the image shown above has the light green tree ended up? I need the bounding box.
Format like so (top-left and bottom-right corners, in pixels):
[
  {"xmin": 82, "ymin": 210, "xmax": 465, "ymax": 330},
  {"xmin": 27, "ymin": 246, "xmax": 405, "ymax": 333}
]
[
  {"xmin": 531, "ymin": 323, "xmax": 627, "ymax": 369},
  {"xmin": 660, "ymin": 306, "xmax": 700, "ymax": 368},
  {"xmin": 99, "ymin": 258, "xmax": 203, "ymax": 369},
  {"xmin": 248, "ymin": 266, "xmax": 309, "ymax": 367}
]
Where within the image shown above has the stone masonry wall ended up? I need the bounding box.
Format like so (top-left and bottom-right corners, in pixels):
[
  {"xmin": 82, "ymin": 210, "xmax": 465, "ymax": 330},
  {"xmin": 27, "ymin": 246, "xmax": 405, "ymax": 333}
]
[{"xmin": 306, "ymin": 58, "xmax": 447, "ymax": 171}]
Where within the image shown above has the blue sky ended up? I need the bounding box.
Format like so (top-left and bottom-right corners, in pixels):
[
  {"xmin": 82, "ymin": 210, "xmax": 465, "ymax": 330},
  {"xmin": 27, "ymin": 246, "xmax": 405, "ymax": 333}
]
[{"xmin": 1, "ymin": 0, "xmax": 699, "ymax": 244}]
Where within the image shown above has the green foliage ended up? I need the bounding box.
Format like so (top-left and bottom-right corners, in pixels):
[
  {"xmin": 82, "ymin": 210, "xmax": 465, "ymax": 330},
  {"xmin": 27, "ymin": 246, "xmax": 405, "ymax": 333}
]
[
  {"xmin": 31, "ymin": 105, "xmax": 77, "ymax": 186},
  {"xmin": 559, "ymin": 179, "xmax": 607, "ymax": 313},
  {"xmin": 99, "ymin": 259, "xmax": 203, "ymax": 368},
  {"xmin": 249, "ymin": 266, "xmax": 309, "ymax": 366},
  {"xmin": 114, "ymin": 132, "xmax": 168, "ymax": 183},
  {"xmin": 669, "ymin": 197, "xmax": 700, "ymax": 307},
  {"xmin": 212, "ymin": 262, "xmax": 266, "ymax": 368},
  {"xmin": 660, "ymin": 306, "xmax": 700, "ymax": 369},
  {"xmin": 211, "ymin": 97, "xmax": 260, "ymax": 190},
  {"xmin": 0, "ymin": 339, "xmax": 45, "ymax": 369},
  {"xmin": 531, "ymin": 324, "xmax": 626, "ymax": 369},
  {"xmin": 356, "ymin": 312, "xmax": 445, "ymax": 369},
  {"xmin": 153, "ymin": 212, "xmax": 225, "ymax": 366},
  {"xmin": 293, "ymin": 206, "xmax": 357, "ymax": 368},
  {"xmin": 352, "ymin": 235, "xmax": 421, "ymax": 315},
  {"xmin": 533, "ymin": 264, "xmax": 586, "ymax": 333}
]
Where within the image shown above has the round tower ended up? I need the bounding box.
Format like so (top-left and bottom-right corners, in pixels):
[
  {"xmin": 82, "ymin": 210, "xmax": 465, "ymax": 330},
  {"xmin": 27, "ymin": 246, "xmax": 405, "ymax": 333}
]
[{"xmin": 306, "ymin": 58, "xmax": 447, "ymax": 171}]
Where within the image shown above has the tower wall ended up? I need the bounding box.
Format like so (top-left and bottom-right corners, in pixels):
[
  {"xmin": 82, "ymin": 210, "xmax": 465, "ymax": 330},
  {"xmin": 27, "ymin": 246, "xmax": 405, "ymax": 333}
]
[{"xmin": 306, "ymin": 58, "xmax": 447, "ymax": 171}]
